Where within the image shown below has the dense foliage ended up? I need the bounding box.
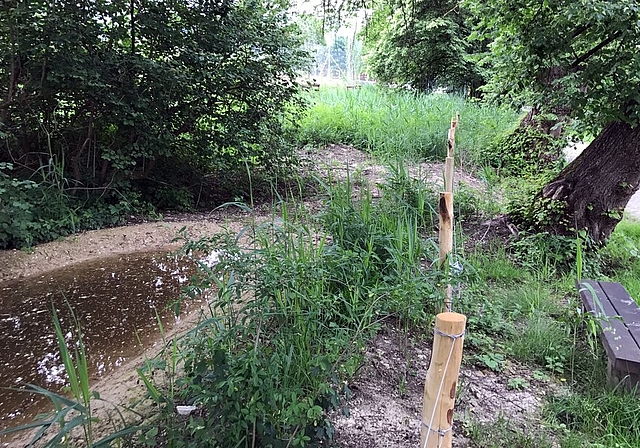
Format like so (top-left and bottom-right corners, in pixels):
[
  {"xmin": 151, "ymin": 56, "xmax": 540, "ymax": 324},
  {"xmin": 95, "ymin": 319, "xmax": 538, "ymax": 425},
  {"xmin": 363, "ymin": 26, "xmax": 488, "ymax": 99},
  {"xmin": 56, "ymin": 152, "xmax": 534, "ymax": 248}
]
[
  {"xmin": 464, "ymin": 0, "xmax": 640, "ymax": 243},
  {"xmin": 466, "ymin": 0, "xmax": 640, "ymax": 131},
  {"xmin": 362, "ymin": 0, "xmax": 483, "ymax": 92},
  {"xmin": 0, "ymin": 0, "xmax": 307, "ymax": 248},
  {"xmin": 136, "ymin": 172, "xmax": 444, "ymax": 447}
]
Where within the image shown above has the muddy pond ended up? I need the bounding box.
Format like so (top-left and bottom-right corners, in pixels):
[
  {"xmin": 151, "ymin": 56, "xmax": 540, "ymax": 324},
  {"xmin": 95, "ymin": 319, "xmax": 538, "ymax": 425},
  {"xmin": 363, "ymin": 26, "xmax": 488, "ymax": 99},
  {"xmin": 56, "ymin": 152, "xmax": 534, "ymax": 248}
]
[{"xmin": 0, "ymin": 249, "xmax": 203, "ymax": 433}]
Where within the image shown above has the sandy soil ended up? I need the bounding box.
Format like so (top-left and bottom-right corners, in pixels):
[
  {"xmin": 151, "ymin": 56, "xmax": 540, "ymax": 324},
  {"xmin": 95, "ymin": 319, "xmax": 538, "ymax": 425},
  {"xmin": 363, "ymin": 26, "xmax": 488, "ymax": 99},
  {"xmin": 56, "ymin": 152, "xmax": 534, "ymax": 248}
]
[
  {"xmin": 0, "ymin": 213, "xmax": 257, "ymax": 283},
  {"xmin": 331, "ymin": 323, "xmax": 561, "ymax": 448}
]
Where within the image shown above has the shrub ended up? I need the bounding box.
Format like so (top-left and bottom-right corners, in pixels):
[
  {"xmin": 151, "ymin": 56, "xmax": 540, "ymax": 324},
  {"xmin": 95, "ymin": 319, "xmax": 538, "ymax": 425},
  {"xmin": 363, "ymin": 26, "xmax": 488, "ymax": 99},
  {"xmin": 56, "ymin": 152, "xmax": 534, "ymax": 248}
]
[{"xmin": 478, "ymin": 123, "xmax": 567, "ymax": 177}]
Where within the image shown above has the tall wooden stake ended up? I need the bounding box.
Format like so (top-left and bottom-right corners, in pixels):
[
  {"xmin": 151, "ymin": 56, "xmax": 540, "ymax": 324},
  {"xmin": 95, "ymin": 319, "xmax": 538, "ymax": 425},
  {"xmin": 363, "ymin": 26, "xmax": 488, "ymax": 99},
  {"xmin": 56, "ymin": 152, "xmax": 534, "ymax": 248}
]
[
  {"xmin": 441, "ymin": 115, "xmax": 459, "ymax": 309},
  {"xmin": 420, "ymin": 312, "xmax": 466, "ymax": 448},
  {"xmin": 438, "ymin": 192, "xmax": 453, "ymax": 267},
  {"xmin": 444, "ymin": 157, "xmax": 454, "ymax": 193},
  {"xmin": 439, "ymin": 192, "xmax": 453, "ymax": 311},
  {"xmin": 445, "ymin": 116, "xmax": 457, "ymax": 193}
]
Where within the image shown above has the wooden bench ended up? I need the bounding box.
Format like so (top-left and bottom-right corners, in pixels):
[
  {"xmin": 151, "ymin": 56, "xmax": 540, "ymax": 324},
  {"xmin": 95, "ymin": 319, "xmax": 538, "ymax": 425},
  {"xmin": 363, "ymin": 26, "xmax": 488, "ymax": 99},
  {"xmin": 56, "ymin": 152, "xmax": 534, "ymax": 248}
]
[{"xmin": 577, "ymin": 280, "xmax": 640, "ymax": 388}]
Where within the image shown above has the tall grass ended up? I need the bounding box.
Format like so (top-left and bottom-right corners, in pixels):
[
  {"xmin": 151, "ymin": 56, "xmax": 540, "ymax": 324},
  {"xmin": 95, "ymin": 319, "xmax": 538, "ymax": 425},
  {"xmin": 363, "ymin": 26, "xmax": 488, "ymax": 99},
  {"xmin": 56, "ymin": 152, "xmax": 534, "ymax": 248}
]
[
  {"xmin": 136, "ymin": 174, "xmax": 445, "ymax": 446},
  {"xmin": 294, "ymin": 86, "xmax": 520, "ymax": 162},
  {"xmin": 462, "ymin": 216, "xmax": 640, "ymax": 447},
  {"xmin": 601, "ymin": 218, "xmax": 640, "ymax": 297}
]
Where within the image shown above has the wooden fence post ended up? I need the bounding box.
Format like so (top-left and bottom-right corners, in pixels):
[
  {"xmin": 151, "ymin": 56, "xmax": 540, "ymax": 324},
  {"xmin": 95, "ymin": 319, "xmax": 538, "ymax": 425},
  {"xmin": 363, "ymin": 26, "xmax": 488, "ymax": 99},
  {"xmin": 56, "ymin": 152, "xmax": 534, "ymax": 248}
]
[
  {"xmin": 420, "ymin": 312, "xmax": 466, "ymax": 448},
  {"xmin": 445, "ymin": 115, "xmax": 457, "ymax": 193},
  {"xmin": 438, "ymin": 191, "xmax": 454, "ymax": 312},
  {"xmin": 438, "ymin": 192, "xmax": 454, "ymax": 268},
  {"xmin": 444, "ymin": 157, "xmax": 454, "ymax": 193}
]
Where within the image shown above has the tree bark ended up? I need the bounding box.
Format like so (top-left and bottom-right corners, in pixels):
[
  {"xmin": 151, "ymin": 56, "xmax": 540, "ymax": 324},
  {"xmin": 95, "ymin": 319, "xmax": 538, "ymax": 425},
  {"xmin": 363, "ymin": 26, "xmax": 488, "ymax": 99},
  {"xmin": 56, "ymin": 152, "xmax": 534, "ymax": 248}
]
[{"xmin": 537, "ymin": 121, "xmax": 640, "ymax": 244}]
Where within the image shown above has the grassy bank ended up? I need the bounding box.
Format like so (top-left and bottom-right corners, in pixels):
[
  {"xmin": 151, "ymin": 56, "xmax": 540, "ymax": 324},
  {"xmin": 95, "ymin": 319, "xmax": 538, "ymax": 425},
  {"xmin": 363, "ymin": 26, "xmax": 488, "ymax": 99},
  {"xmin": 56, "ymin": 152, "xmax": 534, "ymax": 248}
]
[
  {"xmin": 293, "ymin": 86, "xmax": 520, "ymax": 162},
  {"xmin": 459, "ymin": 218, "xmax": 640, "ymax": 447}
]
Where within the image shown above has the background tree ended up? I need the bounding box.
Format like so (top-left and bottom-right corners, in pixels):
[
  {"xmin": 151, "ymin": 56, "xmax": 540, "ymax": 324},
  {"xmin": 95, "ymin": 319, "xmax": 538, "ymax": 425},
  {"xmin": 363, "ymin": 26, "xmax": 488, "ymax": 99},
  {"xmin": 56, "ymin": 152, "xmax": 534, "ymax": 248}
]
[
  {"xmin": 0, "ymin": 0, "xmax": 307, "ymax": 247},
  {"xmin": 467, "ymin": 0, "xmax": 640, "ymax": 243},
  {"xmin": 362, "ymin": 0, "xmax": 483, "ymax": 92}
]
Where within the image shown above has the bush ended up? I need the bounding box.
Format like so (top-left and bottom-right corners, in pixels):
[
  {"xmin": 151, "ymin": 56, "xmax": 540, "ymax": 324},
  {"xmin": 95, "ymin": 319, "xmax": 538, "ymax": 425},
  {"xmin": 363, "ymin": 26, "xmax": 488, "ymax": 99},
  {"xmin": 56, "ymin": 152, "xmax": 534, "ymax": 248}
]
[
  {"xmin": 479, "ymin": 125, "xmax": 566, "ymax": 177},
  {"xmin": 2, "ymin": 0, "xmax": 307, "ymax": 234},
  {"xmin": 0, "ymin": 163, "xmax": 155, "ymax": 248},
  {"xmin": 0, "ymin": 163, "xmax": 40, "ymax": 248}
]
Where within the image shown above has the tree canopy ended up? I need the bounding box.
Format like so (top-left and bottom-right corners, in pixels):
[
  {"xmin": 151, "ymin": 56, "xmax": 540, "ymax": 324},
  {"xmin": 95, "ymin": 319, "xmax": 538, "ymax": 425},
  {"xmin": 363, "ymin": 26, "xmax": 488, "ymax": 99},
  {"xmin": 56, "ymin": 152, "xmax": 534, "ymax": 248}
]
[
  {"xmin": 466, "ymin": 0, "xmax": 640, "ymax": 131},
  {"xmin": 466, "ymin": 0, "xmax": 640, "ymax": 243},
  {"xmin": 2, "ymin": 0, "xmax": 307, "ymax": 179},
  {"xmin": 0, "ymin": 0, "xmax": 307, "ymax": 247},
  {"xmin": 361, "ymin": 0, "xmax": 483, "ymax": 92}
]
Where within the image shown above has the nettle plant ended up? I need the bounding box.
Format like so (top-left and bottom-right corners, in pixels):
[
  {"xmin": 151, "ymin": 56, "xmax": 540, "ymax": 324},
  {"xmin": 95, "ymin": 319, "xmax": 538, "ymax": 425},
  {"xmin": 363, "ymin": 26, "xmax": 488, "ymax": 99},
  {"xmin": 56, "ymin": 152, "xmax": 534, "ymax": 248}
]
[{"xmin": 0, "ymin": 163, "xmax": 39, "ymax": 248}]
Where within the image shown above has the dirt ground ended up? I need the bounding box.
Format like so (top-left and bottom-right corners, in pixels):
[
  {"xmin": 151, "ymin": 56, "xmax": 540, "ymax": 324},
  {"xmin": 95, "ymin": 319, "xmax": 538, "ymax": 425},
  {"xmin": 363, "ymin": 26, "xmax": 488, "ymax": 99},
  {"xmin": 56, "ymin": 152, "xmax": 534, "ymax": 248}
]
[
  {"xmin": 331, "ymin": 323, "xmax": 563, "ymax": 448},
  {"xmin": 0, "ymin": 145, "xmax": 551, "ymax": 447}
]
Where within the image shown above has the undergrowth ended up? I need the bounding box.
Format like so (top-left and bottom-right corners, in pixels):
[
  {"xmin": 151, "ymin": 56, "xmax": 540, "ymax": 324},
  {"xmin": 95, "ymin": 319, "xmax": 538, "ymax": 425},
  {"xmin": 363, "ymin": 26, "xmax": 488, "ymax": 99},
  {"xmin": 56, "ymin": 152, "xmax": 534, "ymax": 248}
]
[
  {"xmin": 0, "ymin": 162, "xmax": 158, "ymax": 249},
  {"xmin": 462, "ymin": 218, "xmax": 640, "ymax": 448},
  {"xmin": 133, "ymin": 175, "xmax": 445, "ymax": 447}
]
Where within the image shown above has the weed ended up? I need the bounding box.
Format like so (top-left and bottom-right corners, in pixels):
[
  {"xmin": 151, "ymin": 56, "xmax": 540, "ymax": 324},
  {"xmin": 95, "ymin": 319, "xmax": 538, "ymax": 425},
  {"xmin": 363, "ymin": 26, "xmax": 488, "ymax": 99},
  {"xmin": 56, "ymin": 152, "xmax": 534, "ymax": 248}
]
[
  {"xmin": 532, "ymin": 370, "xmax": 550, "ymax": 382},
  {"xmin": 548, "ymin": 388, "xmax": 640, "ymax": 446},
  {"xmin": 474, "ymin": 353, "xmax": 505, "ymax": 372},
  {"xmin": 507, "ymin": 377, "xmax": 530, "ymax": 390},
  {"xmin": 508, "ymin": 315, "xmax": 571, "ymax": 369},
  {"xmin": 509, "ymin": 232, "xmax": 577, "ymax": 274},
  {"xmin": 462, "ymin": 416, "xmax": 554, "ymax": 447},
  {"xmin": 467, "ymin": 247, "xmax": 525, "ymax": 284},
  {"xmin": 479, "ymin": 125, "xmax": 566, "ymax": 177},
  {"xmin": 135, "ymin": 173, "xmax": 443, "ymax": 446}
]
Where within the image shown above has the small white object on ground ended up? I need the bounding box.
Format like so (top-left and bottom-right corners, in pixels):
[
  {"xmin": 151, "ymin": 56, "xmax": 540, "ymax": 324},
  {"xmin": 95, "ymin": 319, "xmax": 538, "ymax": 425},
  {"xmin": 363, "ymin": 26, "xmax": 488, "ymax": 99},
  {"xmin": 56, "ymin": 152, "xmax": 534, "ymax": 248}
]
[{"xmin": 176, "ymin": 405, "xmax": 198, "ymax": 415}]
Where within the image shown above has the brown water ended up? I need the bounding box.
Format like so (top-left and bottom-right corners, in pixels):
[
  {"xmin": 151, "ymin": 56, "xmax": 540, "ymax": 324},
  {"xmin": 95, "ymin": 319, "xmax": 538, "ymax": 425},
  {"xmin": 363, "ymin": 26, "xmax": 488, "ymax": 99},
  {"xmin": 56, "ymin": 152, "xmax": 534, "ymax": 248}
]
[{"xmin": 0, "ymin": 250, "xmax": 200, "ymax": 432}]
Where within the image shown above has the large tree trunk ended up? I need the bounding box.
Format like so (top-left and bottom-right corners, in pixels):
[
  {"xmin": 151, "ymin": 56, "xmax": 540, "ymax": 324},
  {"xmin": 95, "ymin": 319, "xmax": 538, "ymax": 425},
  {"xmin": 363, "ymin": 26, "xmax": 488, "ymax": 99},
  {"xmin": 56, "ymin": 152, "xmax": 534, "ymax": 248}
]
[{"xmin": 537, "ymin": 121, "xmax": 640, "ymax": 244}]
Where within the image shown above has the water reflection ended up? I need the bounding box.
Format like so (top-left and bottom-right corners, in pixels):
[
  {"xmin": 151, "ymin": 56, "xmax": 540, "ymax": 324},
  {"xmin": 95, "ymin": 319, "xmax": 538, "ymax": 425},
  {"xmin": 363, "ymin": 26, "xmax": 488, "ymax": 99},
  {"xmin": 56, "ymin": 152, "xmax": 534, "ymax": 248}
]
[{"xmin": 0, "ymin": 250, "xmax": 199, "ymax": 431}]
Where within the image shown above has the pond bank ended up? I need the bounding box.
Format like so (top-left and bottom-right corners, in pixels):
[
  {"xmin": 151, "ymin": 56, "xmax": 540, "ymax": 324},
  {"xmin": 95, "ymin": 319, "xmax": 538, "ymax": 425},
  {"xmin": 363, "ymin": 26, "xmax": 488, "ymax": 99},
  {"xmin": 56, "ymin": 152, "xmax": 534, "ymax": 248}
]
[
  {"xmin": 0, "ymin": 213, "xmax": 255, "ymax": 283},
  {"xmin": 0, "ymin": 214, "xmax": 251, "ymax": 447}
]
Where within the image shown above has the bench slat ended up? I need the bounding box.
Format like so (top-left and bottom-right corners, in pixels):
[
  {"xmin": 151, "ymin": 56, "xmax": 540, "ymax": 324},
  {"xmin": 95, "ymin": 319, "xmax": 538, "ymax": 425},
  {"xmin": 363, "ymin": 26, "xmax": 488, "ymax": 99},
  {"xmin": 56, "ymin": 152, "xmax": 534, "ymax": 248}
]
[
  {"xmin": 578, "ymin": 280, "xmax": 640, "ymax": 373},
  {"xmin": 599, "ymin": 281, "xmax": 640, "ymax": 345}
]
